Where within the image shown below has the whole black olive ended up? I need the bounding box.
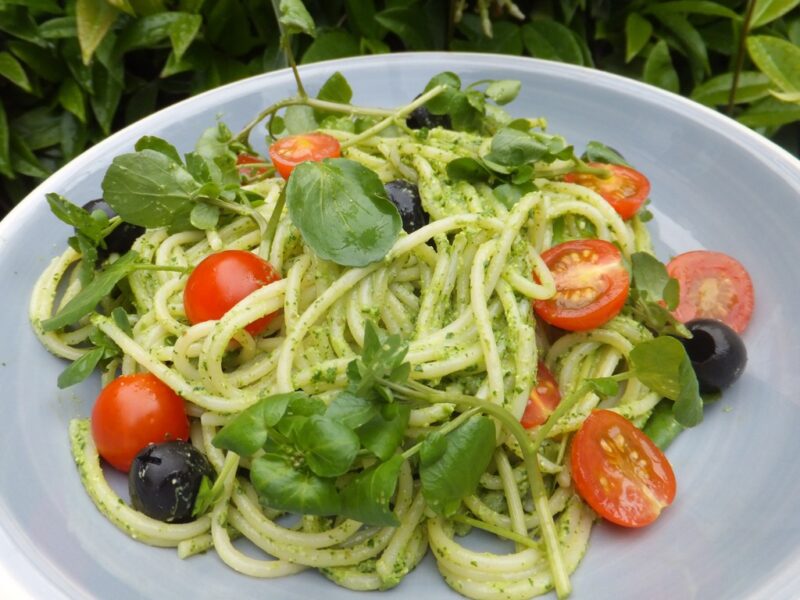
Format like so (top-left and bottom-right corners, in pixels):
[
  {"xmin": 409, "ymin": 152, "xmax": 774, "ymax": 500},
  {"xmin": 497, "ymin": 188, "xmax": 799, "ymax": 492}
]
[
  {"xmin": 679, "ymin": 319, "xmax": 747, "ymax": 393},
  {"xmin": 384, "ymin": 180, "xmax": 429, "ymax": 234},
  {"xmin": 406, "ymin": 105, "xmax": 451, "ymax": 130},
  {"xmin": 129, "ymin": 441, "xmax": 216, "ymax": 523},
  {"xmin": 82, "ymin": 198, "xmax": 145, "ymax": 255}
]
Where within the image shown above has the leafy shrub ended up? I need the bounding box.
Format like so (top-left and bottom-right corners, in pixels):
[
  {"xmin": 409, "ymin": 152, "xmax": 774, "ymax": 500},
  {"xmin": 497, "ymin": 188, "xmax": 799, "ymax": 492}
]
[{"xmin": 0, "ymin": 0, "xmax": 798, "ymax": 213}]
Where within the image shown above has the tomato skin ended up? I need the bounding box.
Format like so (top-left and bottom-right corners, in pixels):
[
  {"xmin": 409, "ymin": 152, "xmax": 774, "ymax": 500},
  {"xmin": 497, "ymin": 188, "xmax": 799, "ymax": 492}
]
[
  {"xmin": 571, "ymin": 409, "xmax": 676, "ymax": 528},
  {"xmin": 564, "ymin": 163, "xmax": 650, "ymax": 219},
  {"xmin": 667, "ymin": 250, "xmax": 754, "ymax": 333},
  {"xmin": 184, "ymin": 250, "xmax": 281, "ymax": 336},
  {"xmin": 269, "ymin": 133, "xmax": 341, "ymax": 179},
  {"xmin": 236, "ymin": 152, "xmax": 268, "ymax": 179},
  {"xmin": 91, "ymin": 373, "xmax": 189, "ymax": 472},
  {"xmin": 521, "ymin": 362, "xmax": 561, "ymax": 429},
  {"xmin": 533, "ymin": 239, "xmax": 630, "ymax": 332}
]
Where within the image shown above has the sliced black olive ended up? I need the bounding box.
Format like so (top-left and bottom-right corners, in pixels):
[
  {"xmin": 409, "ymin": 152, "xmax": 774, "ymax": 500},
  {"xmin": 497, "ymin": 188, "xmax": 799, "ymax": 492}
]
[
  {"xmin": 82, "ymin": 198, "xmax": 145, "ymax": 255},
  {"xmin": 384, "ymin": 180, "xmax": 429, "ymax": 234},
  {"xmin": 406, "ymin": 105, "xmax": 451, "ymax": 130},
  {"xmin": 679, "ymin": 319, "xmax": 747, "ymax": 393},
  {"xmin": 129, "ymin": 441, "xmax": 216, "ymax": 523}
]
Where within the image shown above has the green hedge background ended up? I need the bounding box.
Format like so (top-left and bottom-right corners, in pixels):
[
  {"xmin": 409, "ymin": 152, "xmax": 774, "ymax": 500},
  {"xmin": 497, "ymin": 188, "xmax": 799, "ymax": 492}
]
[{"xmin": 1, "ymin": 0, "xmax": 799, "ymax": 215}]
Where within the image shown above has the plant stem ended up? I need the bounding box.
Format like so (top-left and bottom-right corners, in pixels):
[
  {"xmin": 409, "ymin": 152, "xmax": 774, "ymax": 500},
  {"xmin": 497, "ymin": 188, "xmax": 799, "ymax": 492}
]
[
  {"xmin": 269, "ymin": 0, "xmax": 307, "ymax": 99},
  {"xmin": 206, "ymin": 197, "xmax": 272, "ymax": 259},
  {"xmin": 261, "ymin": 188, "xmax": 286, "ymax": 259},
  {"xmin": 339, "ymin": 85, "xmax": 447, "ymax": 150},
  {"xmin": 450, "ymin": 513, "xmax": 539, "ymax": 550},
  {"xmin": 131, "ymin": 264, "xmax": 190, "ymax": 275},
  {"xmin": 728, "ymin": 0, "xmax": 757, "ymax": 115}
]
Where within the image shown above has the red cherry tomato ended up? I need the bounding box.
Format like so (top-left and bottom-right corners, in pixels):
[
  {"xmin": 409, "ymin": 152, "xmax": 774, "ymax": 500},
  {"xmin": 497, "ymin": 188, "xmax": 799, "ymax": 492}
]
[
  {"xmin": 533, "ymin": 239, "xmax": 630, "ymax": 332},
  {"xmin": 564, "ymin": 163, "xmax": 650, "ymax": 219},
  {"xmin": 571, "ymin": 409, "xmax": 676, "ymax": 528},
  {"xmin": 268, "ymin": 133, "xmax": 341, "ymax": 179},
  {"xmin": 666, "ymin": 250, "xmax": 754, "ymax": 333},
  {"xmin": 236, "ymin": 152, "xmax": 268, "ymax": 179},
  {"xmin": 184, "ymin": 250, "xmax": 281, "ymax": 336},
  {"xmin": 91, "ymin": 373, "xmax": 189, "ymax": 472},
  {"xmin": 521, "ymin": 362, "xmax": 561, "ymax": 429}
]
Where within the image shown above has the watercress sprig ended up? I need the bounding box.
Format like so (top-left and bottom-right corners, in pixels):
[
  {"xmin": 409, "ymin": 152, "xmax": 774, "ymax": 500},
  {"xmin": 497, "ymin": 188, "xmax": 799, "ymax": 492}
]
[{"xmin": 627, "ymin": 251, "xmax": 691, "ymax": 337}]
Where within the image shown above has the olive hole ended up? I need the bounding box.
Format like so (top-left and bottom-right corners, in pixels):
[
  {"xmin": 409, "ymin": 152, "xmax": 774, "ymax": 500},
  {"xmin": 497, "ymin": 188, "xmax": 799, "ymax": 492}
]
[{"xmin": 683, "ymin": 330, "xmax": 716, "ymax": 363}]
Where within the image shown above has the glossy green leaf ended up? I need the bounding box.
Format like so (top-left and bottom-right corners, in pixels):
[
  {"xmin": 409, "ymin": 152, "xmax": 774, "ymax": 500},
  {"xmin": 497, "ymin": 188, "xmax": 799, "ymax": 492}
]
[
  {"xmin": 7, "ymin": 41, "xmax": 61, "ymax": 82},
  {"xmin": 452, "ymin": 17, "xmax": 522, "ymax": 55},
  {"xmin": 284, "ymin": 105, "xmax": 318, "ymax": 134},
  {"xmin": 747, "ymin": 35, "xmax": 800, "ymax": 92},
  {"xmin": 279, "ymin": 0, "xmax": 316, "ymax": 37},
  {"xmin": 134, "ymin": 135, "xmax": 182, "ymax": 163},
  {"xmin": 169, "ymin": 13, "xmax": 202, "ymax": 60},
  {"xmin": 57, "ymin": 347, "xmax": 104, "ymax": 389},
  {"xmin": 106, "ymin": 0, "xmax": 136, "ymax": 15},
  {"xmin": 325, "ymin": 392, "xmax": 379, "ymax": 430},
  {"xmin": 41, "ymin": 252, "xmax": 141, "ymax": 331},
  {"xmin": 9, "ymin": 134, "xmax": 49, "ymax": 178},
  {"xmin": 285, "ymin": 158, "xmax": 401, "ymax": 267},
  {"xmin": 301, "ymin": 30, "xmax": 360, "ymax": 64},
  {"xmin": 46, "ymin": 192, "xmax": 106, "ymax": 243},
  {"xmin": 771, "ymin": 90, "xmax": 800, "ymax": 102},
  {"xmin": 76, "ymin": 0, "xmax": 119, "ymax": 64},
  {"xmin": 691, "ymin": 71, "xmax": 771, "ymax": 106},
  {"xmin": 484, "ymin": 80, "xmax": 521, "ymax": 105},
  {"xmin": 345, "ymin": 0, "xmax": 383, "ymax": 39},
  {"xmin": 420, "ymin": 415, "xmax": 496, "ymax": 516},
  {"xmin": 90, "ymin": 64, "xmax": 122, "ymax": 135},
  {"xmin": 39, "ymin": 16, "xmax": 78, "ymax": 39},
  {"xmin": 12, "ymin": 107, "xmax": 61, "ymax": 151},
  {"xmin": 58, "ymin": 78, "xmax": 86, "ymax": 123},
  {"xmin": 739, "ymin": 96, "xmax": 800, "ymax": 126},
  {"xmin": 116, "ymin": 12, "xmax": 186, "ymax": 54},
  {"xmin": 340, "ymin": 455, "xmax": 403, "ymax": 526},
  {"xmin": 522, "ymin": 20, "xmax": 584, "ymax": 65},
  {"xmin": 585, "ymin": 377, "xmax": 620, "ymax": 396},
  {"xmin": 316, "ymin": 71, "xmax": 353, "ymax": 105},
  {"xmin": 625, "ymin": 13, "xmax": 652, "ymax": 63},
  {"xmin": 581, "ymin": 141, "xmax": 628, "ymax": 166},
  {"xmin": 645, "ymin": 1, "xmax": 740, "ymax": 19},
  {"xmin": 358, "ymin": 403, "xmax": 410, "ymax": 461},
  {"xmin": 102, "ymin": 150, "xmax": 199, "ymax": 227},
  {"xmin": 643, "ymin": 40, "xmax": 680, "ymax": 93},
  {"xmin": 752, "ymin": 0, "xmax": 800, "ymax": 28},
  {"xmin": 656, "ymin": 13, "xmax": 709, "ymax": 83},
  {"xmin": 189, "ymin": 202, "xmax": 219, "ymax": 230},
  {"xmin": 0, "ymin": 51, "xmax": 32, "ymax": 92},
  {"xmin": 299, "ymin": 416, "xmax": 360, "ymax": 477},
  {"xmin": 484, "ymin": 127, "xmax": 547, "ymax": 167},
  {"xmin": 251, "ymin": 454, "xmax": 341, "ymax": 516},
  {"xmin": 447, "ymin": 157, "xmax": 492, "ymax": 183},
  {"xmin": 212, "ymin": 392, "xmax": 304, "ymax": 456}
]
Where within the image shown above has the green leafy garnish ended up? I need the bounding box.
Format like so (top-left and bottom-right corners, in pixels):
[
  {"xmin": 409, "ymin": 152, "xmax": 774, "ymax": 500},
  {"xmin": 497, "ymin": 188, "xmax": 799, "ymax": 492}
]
[
  {"xmin": 628, "ymin": 251, "xmax": 689, "ymax": 337},
  {"xmin": 340, "ymin": 454, "xmax": 404, "ymax": 526}
]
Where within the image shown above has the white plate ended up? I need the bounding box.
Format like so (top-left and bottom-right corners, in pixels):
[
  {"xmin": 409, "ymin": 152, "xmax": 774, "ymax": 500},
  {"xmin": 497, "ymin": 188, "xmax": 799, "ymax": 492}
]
[{"xmin": 3, "ymin": 53, "xmax": 800, "ymax": 599}]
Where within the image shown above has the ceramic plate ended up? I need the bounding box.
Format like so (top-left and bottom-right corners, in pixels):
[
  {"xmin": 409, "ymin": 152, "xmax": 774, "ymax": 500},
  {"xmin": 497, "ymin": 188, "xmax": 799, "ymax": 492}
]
[{"xmin": 2, "ymin": 53, "xmax": 799, "ymax": 599}]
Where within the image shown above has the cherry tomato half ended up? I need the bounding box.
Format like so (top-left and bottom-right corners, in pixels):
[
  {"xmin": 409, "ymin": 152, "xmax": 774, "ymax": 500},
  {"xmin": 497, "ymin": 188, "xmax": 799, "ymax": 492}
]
[
  {"xmin": 236, "ymin": 152, "xmax": 268, "ymax": 179},
  {"xmin": 533, "ymin": 239, "xmax": 630, "ymax": 332},
  {"xmin": 269, "ymin": 133, "xmax": 341, "ymax": 179},
  {"xmin": 184, "ymin": 250, "xmax": 281, "ymax": 336},
  {"xmin": 92, "ymin": 373, "xmax": 189, "ymax": 472},
  {"xmin": 521, "ymin": 362, "xmax": 561, "ymax": 429},
  {"xmin": 666, "ymin": 251, "xmax": 754, "ymax": 333},
  {"xmin": 571, "ymin": 409, "xmax": 676, "ymax": 528},
  {"xmin": 564, "ymin": 163, "xmax": 650, "ymax": 220}
]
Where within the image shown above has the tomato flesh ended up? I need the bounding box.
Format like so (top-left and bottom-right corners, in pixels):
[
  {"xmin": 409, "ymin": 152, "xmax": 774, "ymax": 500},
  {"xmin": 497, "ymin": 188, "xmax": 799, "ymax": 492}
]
[
  {"xmin": 571, "ymin": 409, "xmax": 676, "ymax": 528},
  {"xmin": 666, "ymin": 250, "xmax": 754, "ymax": 333},
  {"xmin": 521, "ymin": 362, "xmax": 561, "ymax": 429},
  {"xmin": 184, "ymin": 250, "xmax": 281, "ymax": 336},
  {"xmin": 533, "ymin": 239, "xmax": 630, "ymax": 331},
  {"xmin": 564, "ymin": 163, "xmax": 650, "ymax": 220},
  {"xmin": 269, "ymin": 133, "xmax": 341, "ymax": 179},
  {"xmin": 92, "ymin": 373, "xmax": 189, "ymax": 472}
]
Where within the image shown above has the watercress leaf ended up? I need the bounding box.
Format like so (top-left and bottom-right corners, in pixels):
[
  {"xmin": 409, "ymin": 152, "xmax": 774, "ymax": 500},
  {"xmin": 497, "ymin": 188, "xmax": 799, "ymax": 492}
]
[
  {"xmin": 287, "ymin": 394, "xmax": 327, "ymax": 417},
  {"xmin": 75, "ymin": 233, "xmax": 98, "ymax": 286},
  {"xmin": 631, "ymin": 252, "xmax": 672, "ymax": 301},
  {"xmin": 317, "ymin": 71, "xmax": 352, "ymax": 105},
  {"xmin": 663, "ymin": 277, "xmax": 680, "ymax": 311},
  {"xmin": 299, "ymin": 415, "xmax": 360, "ymax": 477},
  {"xmin": 134, "ymin": 135, "xmax": 182, "ymax": 164},
  {"xmin": 389, "ymin": 361, "xmax": 410, "ymax": 384},
  {"xmin": 102, "ymin": 150, "xmax": 200, "ymax": 228},
  {"xmin": 359, "ymin": 403, "xmax": 410, "ymax": 461},
  {"xmin": 195, "ymin": 122, "xmax": 234, "ymax": 160},
  {"xmin": 423, "ymin": 71, "xmax": 462, "ymax": 115},
  {"xmin": 212, "ymin": 392, "xmax": 304, "ymax": 456},
  {"xmin": 642, "ymin": 398, "xmax": 685, "ymax": 450},
  {"xmin": 251, "ymin": 454, "xmax": 341, "ymax": 516},
  {"xmin": 484, "ymin": 80, "xmax": 521, "ymax": 105},
  {"xmin": 446, "ymin": 157, "xmax": 491, "ymax": 183},
  {"xmin": 57, "ymin": 347, "xmax": 104, "ymax": 388},
  {"xmin": 484, "ymin": 127, "xmax": 547, "ymax": 167},
  {"xmin": 493, "ymin": 181, "xmax": 536, "ymax": 209},
  {"xmin": 46, "ymin": 193, "xmax": 106, "ymax": 243},
  {"xmin": 286, "ymin": 158, "xmax": 401, "ymax": 267},
  {"xmin": 189, "ymin": 202, "xmax": 220, "ymax": 231},
  {"xmin": 41, "ymin": 251, "xmax": 141, "ymax": 331},
  {"xmin": 419, "ymin": 430, "xmax": 446, "ymax": 464},
  {"xmin": 581, "ymin": 141, "xmax": 629, "ymax": 166},
  {"xmin": 276, "ymin": 415, "xmax": 309, "ymax": 442},
  {"xmin": 278, "ymin": 0, "xmax": 316, "ymax": 37},
  {"xmin": 465, "ymin": 90, "xmax": 485, "ymax": 113},
  {"xmin": 87, "ymin": 326, "xmax": 120, "ymax": 358},
  {"xmin": 586, "ymin": 377, "xmax": 620, "ymax": 396},
  {"xmin": 111, "ymin": 307, "xmax": 133, "ymax": 336},
  {"xmin": 340, "ymin": 454, "xmax": 403, "ymax": 526},
  {"xmin": 326, "ymin": 391, "xmax": 379, "ymax": 430},
  {"xmin": 511, "ymin": 164, "xmax": 534, "ymax": 185},
  {"xmin": 420, "ymin": 415, "xmax": 495, "ymax": 517},
  {"xmin": 674, "ymin": 357, "xmax": 703, "ymax": 427},
  {"xmin": 284, "ymin": 104, "xmax": 318, "ymax": 134},
  {"xmin": 191, "ymin": 474, "xmax": 225, "ymax": 517}
]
